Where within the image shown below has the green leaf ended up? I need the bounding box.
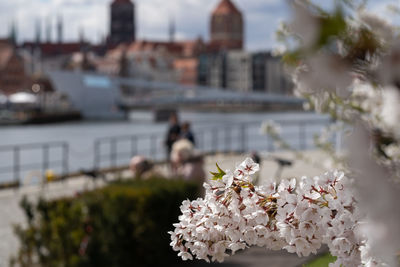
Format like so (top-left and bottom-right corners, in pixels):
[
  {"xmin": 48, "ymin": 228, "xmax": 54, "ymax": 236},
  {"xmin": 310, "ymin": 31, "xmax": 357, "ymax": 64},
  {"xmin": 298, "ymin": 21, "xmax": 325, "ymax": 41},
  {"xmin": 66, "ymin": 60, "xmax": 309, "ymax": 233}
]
[
  {"xmin": 317, "ymin": 8, "xmax": 347, "ymax": 47},
  {"xmin": 210, "ymin": 163, "xmax": 226, "ymax": 180},
  {"xmin": 282, "ymin": 51, "xmax": 301, "ymax": 66}
]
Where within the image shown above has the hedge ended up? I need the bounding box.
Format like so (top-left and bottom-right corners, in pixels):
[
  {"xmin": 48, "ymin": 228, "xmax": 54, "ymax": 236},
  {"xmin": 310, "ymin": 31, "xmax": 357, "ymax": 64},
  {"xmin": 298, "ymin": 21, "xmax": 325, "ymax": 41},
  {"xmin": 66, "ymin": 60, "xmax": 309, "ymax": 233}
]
[{"xmin": 11, "ymin": 178, "xmax": 200, "ymax": 267}]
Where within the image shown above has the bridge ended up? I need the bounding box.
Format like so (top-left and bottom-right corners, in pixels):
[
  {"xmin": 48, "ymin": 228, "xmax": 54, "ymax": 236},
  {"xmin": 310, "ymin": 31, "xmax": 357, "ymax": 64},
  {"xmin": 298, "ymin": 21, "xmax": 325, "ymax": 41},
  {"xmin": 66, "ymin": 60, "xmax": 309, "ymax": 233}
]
[{"xmin": 47, "ymin": 71, "xmax": 304, "ymax": 120}]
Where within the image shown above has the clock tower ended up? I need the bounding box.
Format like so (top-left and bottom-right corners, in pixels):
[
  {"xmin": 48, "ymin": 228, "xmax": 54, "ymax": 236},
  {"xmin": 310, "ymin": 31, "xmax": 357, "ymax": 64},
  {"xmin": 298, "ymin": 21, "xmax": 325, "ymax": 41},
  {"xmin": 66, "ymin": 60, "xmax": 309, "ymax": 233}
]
[{"xmin": 110, "ymin": 0, "xmax": 136, "ymax": 45}]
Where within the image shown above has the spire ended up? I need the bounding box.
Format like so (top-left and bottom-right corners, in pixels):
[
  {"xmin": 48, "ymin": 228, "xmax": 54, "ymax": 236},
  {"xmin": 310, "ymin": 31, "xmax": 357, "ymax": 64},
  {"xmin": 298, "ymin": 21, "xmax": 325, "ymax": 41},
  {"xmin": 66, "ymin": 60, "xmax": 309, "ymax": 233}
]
[
  {"xmin": 35, "ymin": 18, "xmax": 42, "ymax": 45},
  {"xmin": 100, "ymin": 31, "xmax": 106, "ymax": 45},
  {"xmin": 79, "ymin": 27, "xmax": 85, "ymax": 44},
  {"xmin": 57, "ymin": 15, "xmax": 63, "ymax": 44},
  {"xmin": 9, "ymin": 20, "xmax": 17, "ymax": 46},
  {"xmin": 46, "ymin": 16, "xmax": 52, "ymax": 43},
  {"xmin": 79, "ymin": 27, "xmax": 88, "ymax": 52},
  {"xmin": 169, "ymin": 16, "xmax": 175, "ymax": 43}
]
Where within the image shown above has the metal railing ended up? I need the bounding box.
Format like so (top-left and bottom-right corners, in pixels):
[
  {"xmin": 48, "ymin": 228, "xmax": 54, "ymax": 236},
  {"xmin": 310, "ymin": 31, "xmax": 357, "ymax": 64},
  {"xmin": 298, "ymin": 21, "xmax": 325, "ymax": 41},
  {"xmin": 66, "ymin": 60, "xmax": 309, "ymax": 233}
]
[
  {"xmin": 0, "ymin": 141, "xmax": 69, "ymax": 188},
  {"xmin": 0, "ymin": 118, "xmax": 335, "ymax": 188},
  {"xmin": 93, "ymin": 118, "xmax": 334, "ymax": 170},
  {"xmin": 93, "ymin": 133, "xmax": 163, "ymax": 170}
]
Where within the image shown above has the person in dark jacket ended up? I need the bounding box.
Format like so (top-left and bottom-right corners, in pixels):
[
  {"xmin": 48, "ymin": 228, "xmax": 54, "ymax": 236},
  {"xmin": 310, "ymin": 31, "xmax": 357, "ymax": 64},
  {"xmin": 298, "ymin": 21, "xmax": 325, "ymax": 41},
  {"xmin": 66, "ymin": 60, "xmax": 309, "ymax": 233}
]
[
  {"xmin": 165, "ymin": 113, "xmax": 181, "ymax": 160},
  {"xmin": 181, "ymin": 121, "xmax": 195, "ymax": 145}
]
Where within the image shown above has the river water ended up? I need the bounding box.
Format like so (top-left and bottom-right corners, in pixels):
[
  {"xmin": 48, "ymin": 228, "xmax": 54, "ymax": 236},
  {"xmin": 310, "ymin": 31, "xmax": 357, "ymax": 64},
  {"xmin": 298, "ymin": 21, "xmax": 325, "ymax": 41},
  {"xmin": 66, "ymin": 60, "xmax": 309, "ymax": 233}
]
[{"xmin": 0, "ymin": 111, "xmax": 330, "ymax": 183}]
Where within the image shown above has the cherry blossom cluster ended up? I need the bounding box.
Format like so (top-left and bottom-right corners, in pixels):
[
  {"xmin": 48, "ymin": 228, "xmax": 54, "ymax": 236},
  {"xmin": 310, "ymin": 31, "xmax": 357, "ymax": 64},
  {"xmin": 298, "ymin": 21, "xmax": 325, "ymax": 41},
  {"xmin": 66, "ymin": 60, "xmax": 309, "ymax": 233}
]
[
  {"xmin": 280, "ymin": 2, "xmax": 400, "ymax": 263},
  {"xmin": 283, "ymin": 0, "xmax": 400, "ymax": 166},
  {"xmin": 169, "ymin": 158, "xmax": 381, "ymax": 266}
]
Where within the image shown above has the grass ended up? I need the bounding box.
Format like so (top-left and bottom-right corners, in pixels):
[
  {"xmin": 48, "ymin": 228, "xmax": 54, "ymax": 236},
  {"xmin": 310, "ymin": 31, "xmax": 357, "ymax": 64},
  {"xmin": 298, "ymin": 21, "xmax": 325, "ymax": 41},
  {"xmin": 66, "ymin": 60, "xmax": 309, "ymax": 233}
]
[{"xmin": 303, "ymin": 253, "xmax": 336, "ymax": 267}]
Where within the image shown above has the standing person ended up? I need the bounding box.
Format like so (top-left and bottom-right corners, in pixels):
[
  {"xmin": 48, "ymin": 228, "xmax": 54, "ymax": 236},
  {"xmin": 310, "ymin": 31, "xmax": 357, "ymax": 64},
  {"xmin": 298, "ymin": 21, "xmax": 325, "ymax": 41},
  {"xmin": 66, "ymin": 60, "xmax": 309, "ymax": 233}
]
[
  {"xmin": 181, "ymin": 121, "xmax": 195, "ymax": 145},
  {"xmin": 165, "ymin": 113, "xmax": 181, "ymax": 161}
]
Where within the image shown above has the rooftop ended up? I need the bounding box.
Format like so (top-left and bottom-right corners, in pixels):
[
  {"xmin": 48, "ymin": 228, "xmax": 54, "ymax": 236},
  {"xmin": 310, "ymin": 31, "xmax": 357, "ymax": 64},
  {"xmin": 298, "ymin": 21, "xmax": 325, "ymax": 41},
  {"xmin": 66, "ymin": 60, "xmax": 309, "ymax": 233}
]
[
  {"xmin": 111, "ymin": 0, "xmax": 133, "ymax": 5},
  {"xmin": 21, "ymin": 42, "xmax": 84, "ymax": 57},
  {"xmin": 212, "ymin": 0, "xmax": 241, "ymax": 16}
]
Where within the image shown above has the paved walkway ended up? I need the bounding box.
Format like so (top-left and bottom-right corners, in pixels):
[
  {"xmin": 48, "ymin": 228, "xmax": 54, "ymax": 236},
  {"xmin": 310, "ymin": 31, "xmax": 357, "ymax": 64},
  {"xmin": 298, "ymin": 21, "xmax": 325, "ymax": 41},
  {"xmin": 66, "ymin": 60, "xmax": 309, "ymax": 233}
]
[
  {"xmin": 204, "ymin": 150, "xmax": 328, "ymax": 183},
  {"xmin": 0, "ymin": 150, "xmax": 329, "ymax": 267},
  {"xmin": 176, "ymin": 246, "xmax": 328, "ymax": 267}
]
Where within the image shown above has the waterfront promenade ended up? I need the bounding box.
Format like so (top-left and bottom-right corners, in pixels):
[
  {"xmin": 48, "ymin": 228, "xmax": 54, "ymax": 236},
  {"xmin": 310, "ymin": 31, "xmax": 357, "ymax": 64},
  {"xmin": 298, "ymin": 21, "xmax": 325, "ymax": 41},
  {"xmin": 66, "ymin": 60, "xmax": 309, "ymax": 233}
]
[
  {"xmin": 0, "ymin": 113, "xmax": 333, "ymax": 186},
  {"xmin": 0, "ymin": 151, "xmax": 329, "ymax": 267}
]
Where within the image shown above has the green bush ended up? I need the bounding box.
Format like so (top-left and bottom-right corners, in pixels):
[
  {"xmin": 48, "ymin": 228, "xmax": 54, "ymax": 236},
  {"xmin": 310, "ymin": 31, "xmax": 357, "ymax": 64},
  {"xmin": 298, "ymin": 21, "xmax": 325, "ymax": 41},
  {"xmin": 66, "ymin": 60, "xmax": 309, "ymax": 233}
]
[{"xmin": 11, "ymin": 178, "xmax": 200, "ymax": 267}]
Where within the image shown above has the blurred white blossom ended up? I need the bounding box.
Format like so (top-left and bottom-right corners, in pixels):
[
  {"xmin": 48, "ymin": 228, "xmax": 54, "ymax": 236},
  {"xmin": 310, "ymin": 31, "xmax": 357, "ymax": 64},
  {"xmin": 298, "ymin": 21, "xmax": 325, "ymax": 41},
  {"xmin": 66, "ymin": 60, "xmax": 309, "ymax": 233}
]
[
  {"xmin": 260, "ymin": 120, "xmax": 281, "ymax": 136},
  {"xmin": 358, "ymin": 12, "xmax": 394, "ymax": 45},
  {"xmin": 381, "ymin": 86, "xmax": 400, "ymax": 138},
  {"xmin": 289, "ymin": 0, "xmax": 320, "ymax": 49}
]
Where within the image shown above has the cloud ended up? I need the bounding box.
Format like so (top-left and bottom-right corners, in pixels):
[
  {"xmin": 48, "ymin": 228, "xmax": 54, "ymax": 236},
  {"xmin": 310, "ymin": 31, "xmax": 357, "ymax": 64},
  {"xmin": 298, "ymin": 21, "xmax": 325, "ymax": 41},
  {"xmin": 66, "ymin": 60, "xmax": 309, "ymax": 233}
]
[{"xmin": 0, "ymin": 0, "xmax": 288, "ymax": 51}]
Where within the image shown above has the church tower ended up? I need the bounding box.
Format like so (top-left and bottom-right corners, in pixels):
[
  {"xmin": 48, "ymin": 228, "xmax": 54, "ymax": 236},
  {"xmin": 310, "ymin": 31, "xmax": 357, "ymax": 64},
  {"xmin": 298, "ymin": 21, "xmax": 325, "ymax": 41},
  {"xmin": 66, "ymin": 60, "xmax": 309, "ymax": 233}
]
[
  {"xmin": 57, "ymin": 15, "xmax": 63, "ymax": 44},
  {"xmin": 109, "ymin": 0, "xmax": 136, "ymax": 46},
  {"xmin": 210, "ymin": 0, "xmax": 244, "ymax": 51},
  {"xmin": 9, "ymin": 20, "xmax": 17, "ymax": 46}
]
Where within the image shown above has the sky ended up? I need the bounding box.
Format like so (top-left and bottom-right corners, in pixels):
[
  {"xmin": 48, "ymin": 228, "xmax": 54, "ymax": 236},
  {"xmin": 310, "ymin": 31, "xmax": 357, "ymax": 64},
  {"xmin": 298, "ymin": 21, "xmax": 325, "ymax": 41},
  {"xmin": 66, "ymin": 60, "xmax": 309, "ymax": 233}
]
[{"xmin": 0, "ymin": 0, "xmax": 397, "ymax": 51}]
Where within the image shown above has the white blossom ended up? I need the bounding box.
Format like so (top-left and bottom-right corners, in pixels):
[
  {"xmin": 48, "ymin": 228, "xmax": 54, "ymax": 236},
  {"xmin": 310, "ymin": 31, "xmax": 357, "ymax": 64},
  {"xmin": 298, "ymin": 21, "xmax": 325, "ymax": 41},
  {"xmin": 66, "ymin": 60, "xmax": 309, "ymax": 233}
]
[
  {"xmin": 169, "ymin": 159, "xmax": 376, "ymax": 265},
  {"xmin": 237, "ymin": 157, "xmax": 260, "ymax": 177},
  {"xmin": 222, "ymin": 171, "xmax": 234, "ymax": 189},
  {"xmin": 358, "ymin": 12, "xmax": 394, "ymax": 44},
  {"xmin": 381, "ymin": 86, "xmax": 400, "ymax": 138},
  {"xmin": 178, "ymin": 251, "xmax": 193, "ymax": 261}
]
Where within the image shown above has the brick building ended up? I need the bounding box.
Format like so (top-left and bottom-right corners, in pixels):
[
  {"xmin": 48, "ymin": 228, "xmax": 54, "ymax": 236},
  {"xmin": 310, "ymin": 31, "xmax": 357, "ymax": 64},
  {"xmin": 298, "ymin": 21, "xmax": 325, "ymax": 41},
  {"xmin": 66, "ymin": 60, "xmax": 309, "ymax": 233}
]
[
  {"xmin": 173, "ymin": 58, "xmax": 198, "ymax": 85},
  {"xmin": 0, "ymin": 40, "xmax": 31, "ymax": 95},
  {"xmin": 210, "ymin": 0, "xmax": 244, "ymax": 51}
]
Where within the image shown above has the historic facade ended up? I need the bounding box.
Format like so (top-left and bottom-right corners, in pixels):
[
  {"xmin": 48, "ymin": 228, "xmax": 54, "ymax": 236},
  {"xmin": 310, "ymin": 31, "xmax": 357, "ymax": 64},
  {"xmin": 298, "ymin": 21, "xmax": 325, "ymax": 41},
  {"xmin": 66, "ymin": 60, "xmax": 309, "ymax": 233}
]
[
  {"xmin": 109, "ymin": 0, "xmax": 136, "ymax": 46},
  {"xmin": 210, "ymin": 0, "xmax": 244, "ymax": 51},
  {"xmin": 0, "ymin": 40, "xmax": 31, "ymax": 95}
]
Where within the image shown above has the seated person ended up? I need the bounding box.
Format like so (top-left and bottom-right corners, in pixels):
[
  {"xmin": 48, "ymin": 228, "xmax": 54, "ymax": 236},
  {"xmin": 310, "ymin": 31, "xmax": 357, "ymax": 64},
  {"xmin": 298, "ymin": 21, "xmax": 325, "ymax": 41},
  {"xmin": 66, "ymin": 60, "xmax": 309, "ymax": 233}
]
[{"xmin": 170, "ymin": 139, "xmax": 205, "ymax": 186}]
